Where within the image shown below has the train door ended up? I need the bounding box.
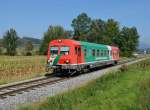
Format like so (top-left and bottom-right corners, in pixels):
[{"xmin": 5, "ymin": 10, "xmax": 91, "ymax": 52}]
[{"xmin": 75, "ymin": 46, "xmax": 82, "ymax": 64}]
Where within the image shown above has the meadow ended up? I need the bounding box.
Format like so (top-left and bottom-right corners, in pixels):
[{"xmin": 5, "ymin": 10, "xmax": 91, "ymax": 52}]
[
  {"xmin": 0, "ymin": 56, "xmax": 46, "ymax": 85},
  {"xmin": 18, "ymin": 58, "xmax": 150, "ymax": 110}
]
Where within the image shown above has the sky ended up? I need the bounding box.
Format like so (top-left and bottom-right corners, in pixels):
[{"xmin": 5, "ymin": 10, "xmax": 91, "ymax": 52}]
[{"xmin": 0, "ymin": 0, "xmax": 149, "ymax": 45}]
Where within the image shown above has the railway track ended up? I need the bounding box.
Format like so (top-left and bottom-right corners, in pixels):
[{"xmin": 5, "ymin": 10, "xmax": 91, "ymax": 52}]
[
  {"xmin": 0, "ymin": 76, "xmax": 68, "ymax": 99},
  {"xmin": 0, "ymin": 56, "xmax": 145, "ymax": 99}
]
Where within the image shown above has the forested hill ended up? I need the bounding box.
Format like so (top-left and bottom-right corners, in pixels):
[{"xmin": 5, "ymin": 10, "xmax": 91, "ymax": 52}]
[
  {"xmin": 22, "ymin": 37, "xmax": 41, "ymax": 44},
  {"xmin": 17, "ymin": 37, "xmax": 41, "ymax": 47},
  {"xmin": 0, "ymin": 37, "xmax": 41, "ymax": 48}
]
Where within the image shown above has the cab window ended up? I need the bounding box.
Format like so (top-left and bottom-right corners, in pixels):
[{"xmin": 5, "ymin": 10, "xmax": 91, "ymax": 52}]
[
  {"xmin": 50, "ymin": 46, "xmax": 58, "ymax": 55},
  {"xmin": 60, "ymin": 46, "xmax": 70, "ymax": 55}
]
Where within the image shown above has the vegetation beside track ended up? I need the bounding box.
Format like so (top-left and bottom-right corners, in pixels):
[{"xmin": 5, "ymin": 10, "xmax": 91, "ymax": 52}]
[
  {"xmin": 18, "ymin": 58, "xmax": 150, "ymax": 110},
  {"xmin": 0, "ymin": 55, "xmax": 130, "ymax": 85},
  {"xmin": 0, "ymin": 56, "xmax": 46, "ymax": 85}
]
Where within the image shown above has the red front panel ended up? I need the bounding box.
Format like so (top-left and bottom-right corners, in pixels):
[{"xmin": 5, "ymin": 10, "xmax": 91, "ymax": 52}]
[{"xmin": 47, "ymin": 39, "xmax": 85, "ymax": 65}]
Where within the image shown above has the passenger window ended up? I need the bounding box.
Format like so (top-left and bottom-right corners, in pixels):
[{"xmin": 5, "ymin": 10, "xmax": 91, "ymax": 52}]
[
  {"xmin": 92, "ymin": 49, "xmax": 95, "ymax": 56},
  {"xmin": 99, "ymin": 50, "xmax": 101, "ymax": 56},
  {"xmin": 103, "ymin": 50, "xmax": 105, "ymax": 56},
  {"xmin": 106, "ymin": 50, "xmax": 108, "ymax": 56},
  {"xmin": 84, "ymin": 48, "xmax": 87, "ymax": 56},
  {"xmin": 104, "ymin": 50, "xmax": 106, "ymax": 56},
  {"xmin": 97, "ymin": 50, "xmax": 99, "ymax": 56},
  {"xmin": 101, "ymin": 50, "xmax": 103, "ymax": 56},
  {"xmin": 107, "ymin": 50, "xmax": 109, "ymax": 56}
]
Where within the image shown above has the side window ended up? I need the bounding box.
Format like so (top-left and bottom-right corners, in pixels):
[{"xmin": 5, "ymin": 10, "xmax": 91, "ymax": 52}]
[
  {"xmin": 97, "ymin": 50, "xmax": 99, "ymax": 56},
  {"xmin": 75, "ymin": 47, "xmax": 78, "ymax": 54},
  {"xmin": 102, "ymin": 50, "xmax": 105, "ymax": 57},
  {"xmin": 84, "ymin": 48, "xmax": 87, "ymax": 56},
  {"xmin": 99, "ymin": 50, "xmax": 101, "ymax": 57},
  {"xmin": 92, "ymin": 49, "xmax": 95, "ymax": 56},
  {"xmin": 107, "ymin": 50, "xmax": 109, "ymax": 56},
  {"xmin": 101, "ymin": 50, "xmax": 103, "ymax": 56},
  {"xmin": 104, "ymin": 50, "xmax": 106, "ymax": 56},
  {"xmin": 78, "ymin": 48, "xmax": 81, "ymax": 56},
  {"xmin": 106, "ymin": 50, "xmax": 108, "ymax": 56},
  {"xmin": 103, "ymin": 50, "xmax": 106, "ymax": 56}
]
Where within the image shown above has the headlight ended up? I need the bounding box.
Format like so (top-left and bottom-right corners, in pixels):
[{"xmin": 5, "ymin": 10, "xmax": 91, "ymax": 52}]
[{"xmin": 65, "ymin": 60, "xmax": 69, "ymax": 64}]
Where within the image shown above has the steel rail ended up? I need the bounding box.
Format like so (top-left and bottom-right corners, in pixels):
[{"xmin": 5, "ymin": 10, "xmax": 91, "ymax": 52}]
[{"xmin": 0, "ymin": 77, "xmax": 67, "ymax": 99}]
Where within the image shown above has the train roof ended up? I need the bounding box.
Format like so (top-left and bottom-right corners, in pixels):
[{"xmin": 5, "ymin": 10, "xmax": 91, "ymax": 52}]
[
  {"xmin": 50, "ymin": 39, "xmax": 80, "ymax": 46},
  {"xmin": 49, "ymin": 39, "xmax": 119, "ymax": 49},
  {"xmin": 78, "ymin": 41, "xmax": 119, "ymax": 49},
  {"xmin": 78, "ymin": 41, "xmax": 108, "ymax": 47}
]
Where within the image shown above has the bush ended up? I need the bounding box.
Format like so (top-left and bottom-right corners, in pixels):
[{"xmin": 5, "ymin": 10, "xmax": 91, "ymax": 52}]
[
  {"xmin": 119, "ymin": 64, "xmax": 128, "ymax": 72},
  {"xmin": 26, "ymin": 52, "xmax": 32, "ymax": 56},
  {"xmin": 0, "ymin": 48, "xmax": 2, "ymax": 55}
]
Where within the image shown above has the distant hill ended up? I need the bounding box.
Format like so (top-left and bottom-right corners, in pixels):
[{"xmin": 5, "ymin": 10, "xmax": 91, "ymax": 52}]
[
  {"xmin": 0, "ymin": 37, "xmax": 42, "ymax": 48},
  {"xmin": 18, "ymin": 37, "xmax": 42, "ymax": 47},
  {"xmin": 22, "ymin": 37, "xmax": 41, "ymax": 44}
]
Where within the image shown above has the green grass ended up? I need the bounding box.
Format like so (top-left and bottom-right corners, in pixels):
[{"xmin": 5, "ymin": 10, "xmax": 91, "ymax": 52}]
[{"xmin": 18, "ymin": 58, "xmax": 150, "ymax": 110}]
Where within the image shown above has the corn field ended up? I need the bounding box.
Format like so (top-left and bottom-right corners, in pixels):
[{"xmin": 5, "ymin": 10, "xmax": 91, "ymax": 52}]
[{"xmin": 0, "ymin": 56, "xmax": 46, "ymax": 84}]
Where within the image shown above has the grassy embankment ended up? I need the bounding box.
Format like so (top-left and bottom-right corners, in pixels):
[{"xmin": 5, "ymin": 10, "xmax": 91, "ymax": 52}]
[
  {"xmin": 18, "ymin": 58, "xmax": 150, "ymax": 110},
  {"xmin": 0, "ymin": 56, "xmax": 46, "ymax": 85}
]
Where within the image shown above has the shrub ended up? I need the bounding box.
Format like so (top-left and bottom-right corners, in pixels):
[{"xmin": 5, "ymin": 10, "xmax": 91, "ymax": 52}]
[
  {"xmin": 0, "ymin": 48, "xmax": 2, "ymax": 55},
  {"xmin": 26, "ymin": 52, "xmax": 32, "ymax": 56},
  {"xmin": 119, "ymin": 64, "xmax": 128, "ymax": 72}
]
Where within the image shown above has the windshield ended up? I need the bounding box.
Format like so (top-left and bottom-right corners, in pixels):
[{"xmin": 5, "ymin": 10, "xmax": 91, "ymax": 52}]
[
  {"xmin": 50, "ymin": 46, "xmax": 58, "ymax": 55},
  {"xmin": 60, "ymin": 46, "xmax": 70, "ymax": 55}
]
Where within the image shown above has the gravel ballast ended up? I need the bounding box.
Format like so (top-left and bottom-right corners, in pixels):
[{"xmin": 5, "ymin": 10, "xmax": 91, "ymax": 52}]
[{"xmin": 0, "ymin": 58, "xmax": 146, "ymax": 110}]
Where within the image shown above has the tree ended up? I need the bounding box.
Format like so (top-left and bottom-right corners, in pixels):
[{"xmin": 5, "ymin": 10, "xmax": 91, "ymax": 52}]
[
  {"xmin": 89, "ymin": 19, "xmax": 106, "ymax": 43},
  {"xmin": 64, "ymin": 30, "xmax": 74, "ymax": 38},
  {"xmin": 0, "ymin": 48, "xmax": 2, "ymax": 55},
  {"xmin": 116, "ymin": 26, "xmax": 139, "ymax": 56},
  {"xmin": 71, "ymin": 13, "xmax": 140, "ymax": 57},
  {"xmin": 3, "ymin": 29, "xmax": 19, "ymax": 56},
  {"xmin": 71, "ymin": 13, "xmax": 91, "ymax": 41},
  {"xmin": 105, "ymin": 19, "xmax": 120, "ymax": 45},
  {"xmin": 39, "ymin": 25, "xmax": 67, "ymax": 55},
  {"xmin": 25, "ymin": 41, "xmax": 33, "ymax": 55},
  {"xmin": 0, "ymin": 39, "xmax": 3, "ymax": 47}
]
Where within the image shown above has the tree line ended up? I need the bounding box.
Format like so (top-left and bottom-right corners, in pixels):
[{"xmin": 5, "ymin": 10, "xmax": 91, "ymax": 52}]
[
  {"xmin": 0, "ymin": 12, "xmax": 139, "ymax": 57},
  {"xmin": 40, "ymin": 13, "xmax": 139, "ymax": 56}
]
